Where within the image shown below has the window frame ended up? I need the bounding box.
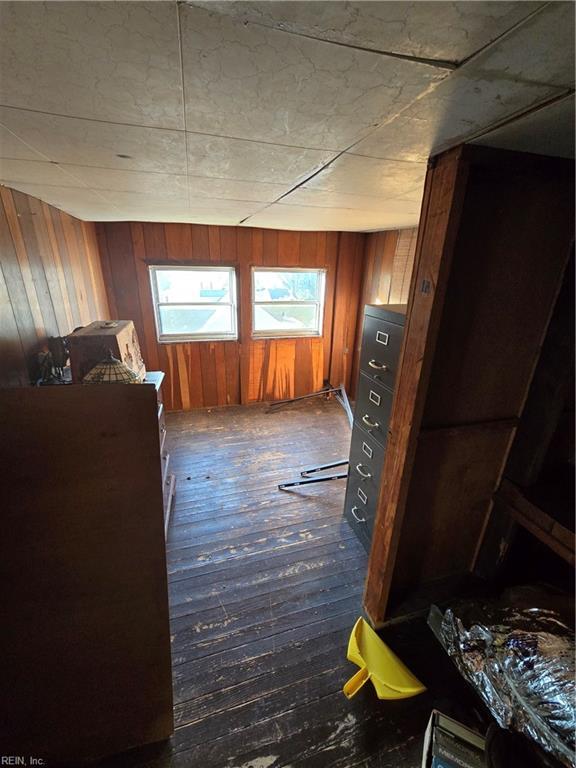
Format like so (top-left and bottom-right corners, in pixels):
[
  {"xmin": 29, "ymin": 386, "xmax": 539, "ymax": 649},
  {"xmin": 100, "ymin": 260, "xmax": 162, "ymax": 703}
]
[
  {"xmin": 149, "ymin": 265, "xmax": 238, "ymax": 343},
  {"xmin": 251, "ymin": 266, "xmax": 327, "ymax": 339}
]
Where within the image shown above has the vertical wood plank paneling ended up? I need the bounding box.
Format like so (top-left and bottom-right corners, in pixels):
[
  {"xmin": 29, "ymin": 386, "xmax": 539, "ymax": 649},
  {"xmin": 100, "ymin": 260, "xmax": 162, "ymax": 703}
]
[
  {"xmin": 131, "ymin": 222, "xmax": 160, "ymax": 372},
  {"xmin": 262, "ymin": 229, "xmax": 278, "ymax": 267},
  {"xmin": 61, "ymin": 212, "xmax": 91, "ymax": 325},
  {"xmin": 1, "ymin": 188, "xmax": 47, "ymax": 339},
  {"xmin": 329, "ymin": 232, "xmax": 366, "ymax": 391},
  {"xmin": 321, "ymin": 232, "xmax": 339, "ymax": 383},
  {"xmin": 42, "ymin": 202, "xmax": 75, "ymax": 331},
  {"xmin": 191, "ymin": 225, "xmax": 210, "ymax": 262},
  {"xmin": 95, "ymin": 225, "xmax": 118, "ymax": 320},
  {"xmin": 164, "ymin": 224, "xmax": 192, "ymax": 262},
  {"xmin": 0, "ymin": 261, "xmax": 27, "ymax": 386},
  {"xmin": 97, "ymin": 220, "xmax": 366, "ymax": 411},
  {"xmin": 49, "ymin": 207, "xmax": 83, "ymax": 328},
  {"xmin": 349, "ymin": 228, "xmax": 418, "ymax": 395},
  {"xmin": 0, "ymin": 186, "xmax": 110, "ymax": 386},
  {"xmin": 277, "ymin": 230, "xmax": 301, "ymax": 267}
]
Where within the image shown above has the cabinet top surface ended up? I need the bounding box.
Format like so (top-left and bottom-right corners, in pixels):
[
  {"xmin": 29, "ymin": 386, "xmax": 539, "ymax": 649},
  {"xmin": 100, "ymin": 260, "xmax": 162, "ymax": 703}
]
[
  {"xmin": 68, "ymin": 320, "xmax": 134, "ymax": 337},
  {"xmin": 365, "ymin": 304, "xmax": 407, "ymax": 323}
]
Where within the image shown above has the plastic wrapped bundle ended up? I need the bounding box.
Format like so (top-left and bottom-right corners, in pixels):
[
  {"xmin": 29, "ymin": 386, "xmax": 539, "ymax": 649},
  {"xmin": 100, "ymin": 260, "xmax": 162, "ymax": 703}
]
[{"xmin": 433, "ymin": 595, "xmax": 575, "ymax": 767}]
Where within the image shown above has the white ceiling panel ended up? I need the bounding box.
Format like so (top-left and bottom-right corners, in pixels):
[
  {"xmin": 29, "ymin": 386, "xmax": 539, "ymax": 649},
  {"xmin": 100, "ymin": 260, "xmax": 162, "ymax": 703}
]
[
  {"xmin": 0, "ymin": 158, "xmax": 91, "ymax": 188},
  {"xmin": 0, "ymin": 125, "xmax": 47, "ymax": 162},
  {"xmin": 474, "ymin": 0, "xmax": 575, "ymax": 89},
  {"xmin": 300, "ymin": 155, "xmax": 427, "ymax": 198},
  {"xmin": 2, "ymin": 182, "xmax": 114, "ymax": 214},
  {"xmin": 473, "ymin": 95, "xmax": 575, "ymax": 159},
  {"xmin": 190, "ymin": 2, "xmax": 543, "ymax": 64},
  {"xmin": 187, "ymin": 177, "xmax": 291, "ymax": 203},
  {"xmin": 186, "ymin": 133, "xmax": 334, "ymax": 185},
  {"xmin": 180, "ymin": 4, "xmax": 447, "ymax": 150},
  {"xmin": 281, "ymin": 187, "xmax": 422, "ymax": 216},
  {"xmin": 0, "ymin": 1, "xmax": 184, "ymax": 128},
  {"xmin": 56, "ymin": 167, "xmax": 189, "ymax": 198},
  {"xmin": 245, "ymin": 203, "xmax": 419, "ymax": 232},
  {"xmin": 350, "ymin": 2, "xmax": 574, "ymax": 163},
  {"xmin": 0, "ymin": 108, "xmax": 187, "ymax": 174},
  {"xmin": 0, "ymin": 1, "xmax": 573, "ymax": 231},
  {"xmin": 103, "ymin": 191, "xmax": 264, "ymax": 222},
  {"xmin": 51, "ymin": 166, "xmax": 288, "ymax": 203}
]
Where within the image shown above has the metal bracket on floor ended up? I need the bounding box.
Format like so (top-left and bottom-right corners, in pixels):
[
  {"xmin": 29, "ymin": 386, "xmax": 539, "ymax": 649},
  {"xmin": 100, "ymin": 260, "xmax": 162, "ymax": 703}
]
[{"xmin": 273, "ymin": 383, "xmax": 352, "ymax": 491}]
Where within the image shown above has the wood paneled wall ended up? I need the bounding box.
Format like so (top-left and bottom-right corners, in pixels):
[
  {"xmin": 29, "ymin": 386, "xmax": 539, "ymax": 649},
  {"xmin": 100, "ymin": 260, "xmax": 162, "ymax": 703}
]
[
  {"xmin": 0, "ymin": 186, "xmax": 110, "ymax": 387},
  {"xmin": 360, "ymin": 228, "xmax": 417, "ymax": 308},
  {"xmin": 96, "ymin": 222, "xmax": 366, "ymax": 411},
  {"xmin": 350, "ymin": 227, "xmax": 418, "ymax": 394}
]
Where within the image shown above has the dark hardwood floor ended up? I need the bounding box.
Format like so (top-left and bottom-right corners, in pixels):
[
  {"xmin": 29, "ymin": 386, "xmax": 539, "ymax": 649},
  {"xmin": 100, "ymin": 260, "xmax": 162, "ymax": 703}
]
[{"xmin": 96, "ymin": 398, "xmax": 480, "ymax": 768}]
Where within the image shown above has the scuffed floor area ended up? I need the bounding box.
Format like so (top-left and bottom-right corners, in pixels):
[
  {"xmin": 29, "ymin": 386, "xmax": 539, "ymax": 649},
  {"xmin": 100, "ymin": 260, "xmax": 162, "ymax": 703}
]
[{"xmin": 96, "ymin": 399, "xmax": 477, "ymax": 768}]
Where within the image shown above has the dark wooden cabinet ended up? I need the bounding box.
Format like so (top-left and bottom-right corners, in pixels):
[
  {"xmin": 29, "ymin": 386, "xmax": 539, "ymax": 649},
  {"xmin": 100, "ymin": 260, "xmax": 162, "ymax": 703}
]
[
  {"xmin": 344, "ymin": 304, "xmax": 406, "ymax": 551},
  {"xmin": 148, "ymin": 371, "xmax": 176, "ymax": 535},
  {"xmin": 0, "ymin": 377, "xmax": 174, "ymax": 763}
]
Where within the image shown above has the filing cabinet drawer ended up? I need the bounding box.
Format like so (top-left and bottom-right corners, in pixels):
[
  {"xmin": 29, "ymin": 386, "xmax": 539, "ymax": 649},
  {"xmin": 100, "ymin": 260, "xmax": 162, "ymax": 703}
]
[
  {"xmin": 359, "ymin": 314, "xmax": 404, "ymax": 389},
  {"xmin": 355, "ymin": 373, "xmax": 393, "ymax": 448},
  {"xmin": 343, "ymin": 473, "xmax": 376, "ymax": 552},
  {"xmin": 348, "ymin": 425, "xmax": 386, "ymax": 499}
]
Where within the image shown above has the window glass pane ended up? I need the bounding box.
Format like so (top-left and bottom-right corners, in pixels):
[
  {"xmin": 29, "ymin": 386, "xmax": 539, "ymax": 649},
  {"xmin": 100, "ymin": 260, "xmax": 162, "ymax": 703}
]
[
  {"xmin": 155, "ymin": 269, "xmax": 231, "ymax": 304},
  {"xmin": 254, "ymin": 270, "xmax": 322, "ymax": 302},
  {"xmin": 254, "ymin": 303, "xmax": 318, "ymax": 333},
  {"xmin": 159, "ymin": 305, "xmax": 234, "ymax": 336}
]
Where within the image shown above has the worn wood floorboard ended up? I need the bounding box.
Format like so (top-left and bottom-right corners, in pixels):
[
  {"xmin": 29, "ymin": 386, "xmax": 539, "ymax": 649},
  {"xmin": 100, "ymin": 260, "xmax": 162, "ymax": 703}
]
[{"xmin": 94, "ymin": 400, "xmax": 478, "ymax": 768}]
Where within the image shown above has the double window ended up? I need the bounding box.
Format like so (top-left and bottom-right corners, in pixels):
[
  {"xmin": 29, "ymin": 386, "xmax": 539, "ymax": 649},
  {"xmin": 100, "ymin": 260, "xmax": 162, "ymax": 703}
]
[{"xmin": 149, "ymin": 265, "xmax": 326, "ymax": 342}]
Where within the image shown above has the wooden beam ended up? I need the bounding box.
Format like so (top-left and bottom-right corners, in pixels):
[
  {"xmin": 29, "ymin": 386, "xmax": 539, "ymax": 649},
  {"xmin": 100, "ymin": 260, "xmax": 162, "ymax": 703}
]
[
  {"xmin": 497, "ymin": 478, "xmax": 574, "ymax": 566},
  {"xmin": 363, "ymin": 147, "xmax": 468, "ymax": 626}
]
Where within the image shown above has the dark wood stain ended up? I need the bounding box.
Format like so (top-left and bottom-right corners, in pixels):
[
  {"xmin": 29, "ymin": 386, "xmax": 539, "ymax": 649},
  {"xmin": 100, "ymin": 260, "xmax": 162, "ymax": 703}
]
[{"xmin": 91, "ymin": 399, "xmax": 481, "ymax": 768}]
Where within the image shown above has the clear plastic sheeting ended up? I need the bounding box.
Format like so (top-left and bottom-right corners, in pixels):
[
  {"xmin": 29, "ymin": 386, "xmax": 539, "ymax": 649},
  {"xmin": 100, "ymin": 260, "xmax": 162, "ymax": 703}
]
[{"xmin": 430, "ymin": 592, "xmax": 575, "ymax": 767}]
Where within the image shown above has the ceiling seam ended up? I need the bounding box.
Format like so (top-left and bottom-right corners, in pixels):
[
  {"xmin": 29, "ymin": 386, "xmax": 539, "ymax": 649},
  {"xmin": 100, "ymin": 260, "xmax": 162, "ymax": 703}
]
[
  {"xmin": 175, "ymin": 0, "xmax": 191, "ymax": 210},
  {"xmin": 215, "ymin": 16, "xmax": 457, "ymax": 71},
  {"xmin": 455, "ymin": 1, "xmax": 552, "ymax": 70},
  {"xmin": 238, "ymin": 2, "xmax": 566, "ymax": 228},
  {"xmin": 0, "ymin": 159, "xmax": 310, "ymax": 191},
  {"xmin": 0, "ymin": 103, "xmax": 344, "ymax": 154},
  {"xmin": 241, "ymin": 84, "xmax": 575, "ymax": 227},
  {"xmin": 238, "ymin": 76, "xmax": 444, "ymax": 225},
  {"xmin": 445, "ymin": 87, "xmax": 575, "ymax": 150}
]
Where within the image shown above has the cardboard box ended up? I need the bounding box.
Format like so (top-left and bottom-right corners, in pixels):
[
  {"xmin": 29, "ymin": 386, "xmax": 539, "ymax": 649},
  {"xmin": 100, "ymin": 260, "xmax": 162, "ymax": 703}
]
[
  {"xmin": 67, "ymin": 320, "xmax": 146, "ymax": 383},
  {"xmin": 422, "ymin": 711, "xmax": 485, "ymax": 768}
]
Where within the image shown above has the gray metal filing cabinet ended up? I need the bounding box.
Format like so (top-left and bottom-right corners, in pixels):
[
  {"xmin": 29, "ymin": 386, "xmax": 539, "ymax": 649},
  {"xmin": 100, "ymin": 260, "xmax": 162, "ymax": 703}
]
[{"xmin": 344, "ymin": 304, "xmax": 407, "ymax": 551}]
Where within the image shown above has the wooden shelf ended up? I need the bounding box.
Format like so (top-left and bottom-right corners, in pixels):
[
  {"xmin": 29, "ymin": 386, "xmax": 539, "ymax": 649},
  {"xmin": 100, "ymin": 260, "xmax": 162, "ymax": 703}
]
[{"xmin": 497, "ymin": 478, "xmax": 574, "ymax": 566}]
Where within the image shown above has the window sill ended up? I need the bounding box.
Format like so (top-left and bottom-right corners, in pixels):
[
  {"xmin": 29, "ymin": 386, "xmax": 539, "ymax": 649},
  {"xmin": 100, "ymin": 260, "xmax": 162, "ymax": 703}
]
[
  {"xmin": 252, "ymin": 333, "xmax": 323, "ymax": 340},
  {"xmin": 157, "ymin": 336, "xmax": 238, "ymax": 344}
]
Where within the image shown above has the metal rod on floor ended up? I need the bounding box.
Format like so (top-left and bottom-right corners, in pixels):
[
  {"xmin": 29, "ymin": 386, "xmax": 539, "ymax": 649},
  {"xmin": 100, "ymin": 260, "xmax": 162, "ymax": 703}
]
[
  {"xmin": 275, "ymin": 382, "xmax": 352, "ymax": 491},
  {"xmin": 300, "ymin": 459, "xmax": 349, "ymax": 477},
  {"xmin": 278, "ymin": 471, "xmax": 349, "ymax": 490},
  {"xmin": 266, "ymin": 385, "xmax": 339, "ymax": 412}
]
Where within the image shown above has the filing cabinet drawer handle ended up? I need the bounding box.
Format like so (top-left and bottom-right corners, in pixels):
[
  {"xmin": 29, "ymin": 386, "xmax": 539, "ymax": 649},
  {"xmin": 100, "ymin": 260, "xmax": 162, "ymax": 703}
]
[
  {"xmin": 351, "ymin": 506, "xmax": 366, "ymax": 523},
  {"xmin": 362, "ymin": 414, "xmax": 379, "ymax": 429},
  {"xmin": 355, "ymin": 463, "xmax": 372, "ymax": 479},
  {"xmin": 368, "ymin": 359, "xmax": 388, "ymax": 371}
]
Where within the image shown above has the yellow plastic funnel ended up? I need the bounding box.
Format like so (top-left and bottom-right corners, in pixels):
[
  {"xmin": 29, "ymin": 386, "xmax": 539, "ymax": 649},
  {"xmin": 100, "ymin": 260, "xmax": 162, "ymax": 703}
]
[{"xmin": 343, "ymin": 617, "xmax": 426, "ymax": 700}]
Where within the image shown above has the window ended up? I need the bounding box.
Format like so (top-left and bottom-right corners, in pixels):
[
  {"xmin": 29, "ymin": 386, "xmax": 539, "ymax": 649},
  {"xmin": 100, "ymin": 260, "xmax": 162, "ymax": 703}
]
[
  {"xmin": 149, "ymin": 266, "xmax": 237, "ymax": 342},
  {"xmin": 252, "ymin": 268, "xmax": 326, "ymax": 338}
]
